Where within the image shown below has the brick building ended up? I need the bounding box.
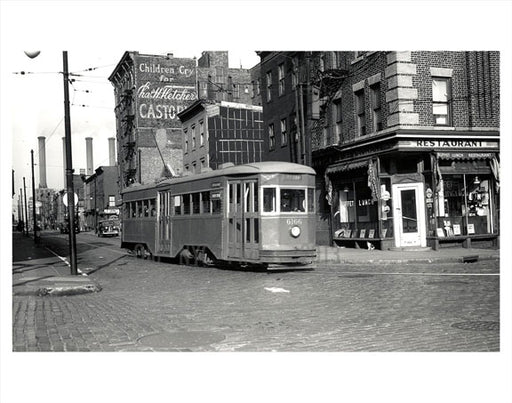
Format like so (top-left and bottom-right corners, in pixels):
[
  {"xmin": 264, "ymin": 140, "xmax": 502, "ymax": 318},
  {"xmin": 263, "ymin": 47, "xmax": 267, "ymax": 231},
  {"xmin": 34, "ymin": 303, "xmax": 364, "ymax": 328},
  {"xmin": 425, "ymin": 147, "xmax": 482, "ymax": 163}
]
[
  {"xmin": 197, "ymin": 51, "xmax": 254, "ymax": 105},
  {"xmin": 178, "ymin": 100, "xmax": 264, "ymax": 174},
  {"xmin": 82, "ymin": 166, "xmax": 120, "ymax": 231},
  {"xmin": 109, "ymin": 51, "xmax": 257, "ymax": 191},
  {"xmin": 258, "ymin": 51, "xmax": 500, "ymax": 249},
  {"xmin": 258, "ymin": 52, "xmax": 312, "ymax": 165}
]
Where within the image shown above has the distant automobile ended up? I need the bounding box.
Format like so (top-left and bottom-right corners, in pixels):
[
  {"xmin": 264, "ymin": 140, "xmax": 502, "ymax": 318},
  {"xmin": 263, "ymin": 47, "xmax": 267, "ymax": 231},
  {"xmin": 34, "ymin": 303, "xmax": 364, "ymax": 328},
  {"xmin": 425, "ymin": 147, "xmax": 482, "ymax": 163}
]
[
  {"xmin": 97, "ymin": 219, "xmax": 120, "ymax": 237},
  {"xmin": 59, "ymin": 220, "xmax": 80, "ymax": 234}
]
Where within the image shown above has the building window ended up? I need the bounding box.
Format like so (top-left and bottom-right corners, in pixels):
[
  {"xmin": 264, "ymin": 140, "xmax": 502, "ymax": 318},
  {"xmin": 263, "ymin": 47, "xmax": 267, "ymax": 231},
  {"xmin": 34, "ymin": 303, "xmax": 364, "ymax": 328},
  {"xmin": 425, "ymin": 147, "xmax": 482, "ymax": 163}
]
[
  {"xmin": 280, "ymin": 118, "xmax": 287, "ymax": 146},
  {"xmin": 332, "ymin": 52, "xmax": 338, "ymax": 68},
  {"xmin": 319, "ymin": 54, "xmax": 325, "ymax": 72},
  {"xmin": 184, "ymin": 129, "xmax": 189, "ymax": 153},
  {"xmin": 292, "ymin": 56, "xmax": 298, "ymax": 90},
  {"xmin": 278, "ymin": 63, "xmax": 285, "ymax": 96},
  {"xmin": 199, "ymin": 121, "xmax": 205, "ymax": 146},
  {"xmin": 191, "ymin": 125, "xmax": 196, "ymax": 149},
  {"xmin": 333, "ymin": 98, "xmax": 342, "ymax": 142},
  {"xmin": 370, "ymin": 83, "xmax": 382, "ymax": 132},
  {"xmin": 266, "ymin": 71, "xmax": 272, "ymax": 102},
  {"xmin": 355, "ymin": 89, "xmax": 366, "ymax": 136},
  {"xmin": 268, "ymin": 123, "xmax": 275, "ymax": 150},
  {"xmin": 432, "ymin": 77, "xmax": 452, "ymax": 125},
  {"xmin": 256, "ymin": 78, "xmax": 261, "ymax": 95},
  {"xmin": 108, "ymin": 195, "xmax": 115, "ymax": 207}
]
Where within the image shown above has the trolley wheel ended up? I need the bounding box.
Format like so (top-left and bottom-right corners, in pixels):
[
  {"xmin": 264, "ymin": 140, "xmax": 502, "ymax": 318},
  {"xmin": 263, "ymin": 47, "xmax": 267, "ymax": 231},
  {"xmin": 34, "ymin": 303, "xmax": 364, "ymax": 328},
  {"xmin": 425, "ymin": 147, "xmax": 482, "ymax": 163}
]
[
  {"xmin": 134, "ymin": 244, "xmax": 145, "ymax": 259},
  {"xmin": 196, "ymin": 248, "xmax": 215, "ymax": 266}
]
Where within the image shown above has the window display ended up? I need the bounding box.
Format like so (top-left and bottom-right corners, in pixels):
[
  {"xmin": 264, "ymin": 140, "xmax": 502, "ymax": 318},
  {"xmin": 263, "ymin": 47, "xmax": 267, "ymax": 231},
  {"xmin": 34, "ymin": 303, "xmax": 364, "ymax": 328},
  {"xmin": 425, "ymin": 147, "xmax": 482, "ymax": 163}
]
[{"xmin": 436, "ymin": 174, "xmax": 492, "ymax": 236}]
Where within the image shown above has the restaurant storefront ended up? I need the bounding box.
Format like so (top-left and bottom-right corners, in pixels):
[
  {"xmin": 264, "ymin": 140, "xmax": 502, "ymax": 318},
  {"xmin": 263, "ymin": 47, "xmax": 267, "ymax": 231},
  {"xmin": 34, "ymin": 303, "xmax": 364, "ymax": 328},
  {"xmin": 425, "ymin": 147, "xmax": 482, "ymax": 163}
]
[{"xmin": 321, "ymin": 132, "xmax": 500, "ymax": 250}]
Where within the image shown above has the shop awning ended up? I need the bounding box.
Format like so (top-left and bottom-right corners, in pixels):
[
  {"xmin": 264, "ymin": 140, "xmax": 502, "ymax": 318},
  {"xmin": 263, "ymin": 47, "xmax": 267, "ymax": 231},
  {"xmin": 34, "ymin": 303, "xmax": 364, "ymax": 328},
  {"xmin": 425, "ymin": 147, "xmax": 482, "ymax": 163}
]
[
  {"xmin": 437, "ymin": 152, "xmax": 496, "ymax": 160},
  {"xmin": 325, "ymin": 160, "xmax": 369, "ymax": 176}
]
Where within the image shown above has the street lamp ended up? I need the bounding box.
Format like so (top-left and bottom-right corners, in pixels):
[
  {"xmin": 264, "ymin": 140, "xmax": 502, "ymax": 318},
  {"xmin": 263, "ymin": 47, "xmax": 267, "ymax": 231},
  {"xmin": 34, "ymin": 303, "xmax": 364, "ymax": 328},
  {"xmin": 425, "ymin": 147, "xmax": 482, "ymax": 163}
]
[{"xmin": 25, "ymin": 51, "xmax": 78, "ymax": 274}]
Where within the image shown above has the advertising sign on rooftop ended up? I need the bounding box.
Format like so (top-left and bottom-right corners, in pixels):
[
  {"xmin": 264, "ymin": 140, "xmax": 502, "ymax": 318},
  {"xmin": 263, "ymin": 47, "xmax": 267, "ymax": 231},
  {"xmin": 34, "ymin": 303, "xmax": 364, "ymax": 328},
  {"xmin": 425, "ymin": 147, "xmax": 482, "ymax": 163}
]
[{"xmin": 134, "ymin": 54, "xmax": 197, "ymax": 129}]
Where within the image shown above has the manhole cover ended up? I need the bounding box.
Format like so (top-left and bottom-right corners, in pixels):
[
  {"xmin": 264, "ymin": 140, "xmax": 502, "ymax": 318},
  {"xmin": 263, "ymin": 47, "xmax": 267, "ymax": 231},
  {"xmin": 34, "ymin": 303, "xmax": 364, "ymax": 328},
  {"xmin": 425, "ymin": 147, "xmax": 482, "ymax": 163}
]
[
  {"xmin": 451, "ymin": 321, "xmax": 499, "ymax": 331},
  {"xmin": 138, "ymin": 331, "xmax": 225, "ymax": 348},
  {"xmin": 338, "ymin": 274, "xmax": 374, "ymax": 279}
]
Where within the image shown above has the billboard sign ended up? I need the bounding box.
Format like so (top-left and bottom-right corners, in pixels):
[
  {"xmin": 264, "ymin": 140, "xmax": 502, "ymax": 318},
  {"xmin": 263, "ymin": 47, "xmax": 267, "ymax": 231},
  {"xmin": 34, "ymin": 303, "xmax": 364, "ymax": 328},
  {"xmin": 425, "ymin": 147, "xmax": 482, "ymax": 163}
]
[{"xmin": 134, "ymin": 54, "xmax": 197, "ymax": 129}]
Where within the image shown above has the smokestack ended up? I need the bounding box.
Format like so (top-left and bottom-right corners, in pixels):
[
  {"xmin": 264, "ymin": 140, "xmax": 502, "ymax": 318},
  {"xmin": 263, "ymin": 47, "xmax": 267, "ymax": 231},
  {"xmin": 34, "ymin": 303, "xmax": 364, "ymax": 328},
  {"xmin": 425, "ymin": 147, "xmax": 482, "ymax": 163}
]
[
  {"xmin": 62, "ymin": 137, "xmax": 67, "ymax": 188},
  {"xmin": 86, "ymin": 137, "xmax": 94, "ymax": 175},
  {"xmin": 108, "ymin": 137, "xmax": 116, "ymax": 166},
  {"xmin": 38, "ymin": 136, "xmax": 47, "ymax": 188}
]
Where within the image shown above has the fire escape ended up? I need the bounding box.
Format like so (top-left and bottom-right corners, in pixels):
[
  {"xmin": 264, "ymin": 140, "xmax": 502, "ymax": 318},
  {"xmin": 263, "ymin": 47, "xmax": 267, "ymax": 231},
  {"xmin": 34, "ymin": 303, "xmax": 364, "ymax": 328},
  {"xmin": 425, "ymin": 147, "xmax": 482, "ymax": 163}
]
[{"xmin": 117, "ymin": 88, "xmax": 137, "ymax": 186}]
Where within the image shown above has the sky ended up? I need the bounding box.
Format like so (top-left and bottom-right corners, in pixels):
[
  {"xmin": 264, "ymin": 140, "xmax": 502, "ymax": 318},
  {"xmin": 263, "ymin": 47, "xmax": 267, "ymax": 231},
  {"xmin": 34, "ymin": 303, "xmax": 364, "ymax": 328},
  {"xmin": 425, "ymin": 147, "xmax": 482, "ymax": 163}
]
[{"xmin": 1, "ymin": 2, "xmax": 512, "ymax": 403}]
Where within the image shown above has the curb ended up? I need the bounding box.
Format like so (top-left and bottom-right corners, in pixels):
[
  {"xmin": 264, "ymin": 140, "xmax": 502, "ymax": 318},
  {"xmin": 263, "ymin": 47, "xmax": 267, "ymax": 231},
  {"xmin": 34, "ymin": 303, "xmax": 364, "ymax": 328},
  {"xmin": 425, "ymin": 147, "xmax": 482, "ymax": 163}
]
[
  {"xmin": 13, "ymin": 282, "xmax": 102, "ymax": 297},
  {"xmin": 314, "ymin": 255, "xmax": 500, "ymax": 265}
]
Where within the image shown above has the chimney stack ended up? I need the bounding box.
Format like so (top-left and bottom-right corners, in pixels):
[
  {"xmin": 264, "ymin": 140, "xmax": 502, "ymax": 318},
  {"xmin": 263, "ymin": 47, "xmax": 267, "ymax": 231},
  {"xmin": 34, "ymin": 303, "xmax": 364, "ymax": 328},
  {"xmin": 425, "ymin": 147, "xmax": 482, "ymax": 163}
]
[
  {"xmin": 37, "ymin": 136, "xmax": 47, "ymax": 188},
  {"xmin": 86, "ymin": 137, "xmax": 94, "ymax": 175},
  {"xmin": 108, "ymin": 137, "xmax": 116, "ymax": 166}
]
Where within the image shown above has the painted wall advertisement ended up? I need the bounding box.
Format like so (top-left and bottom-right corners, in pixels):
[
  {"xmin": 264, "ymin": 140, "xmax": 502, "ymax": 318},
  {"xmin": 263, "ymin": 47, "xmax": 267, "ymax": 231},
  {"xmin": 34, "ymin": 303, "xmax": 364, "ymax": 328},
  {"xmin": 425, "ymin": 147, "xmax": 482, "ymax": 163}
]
[{"xmin": 134, "ymin": 55, "xmax": 197, "ymax": 129}]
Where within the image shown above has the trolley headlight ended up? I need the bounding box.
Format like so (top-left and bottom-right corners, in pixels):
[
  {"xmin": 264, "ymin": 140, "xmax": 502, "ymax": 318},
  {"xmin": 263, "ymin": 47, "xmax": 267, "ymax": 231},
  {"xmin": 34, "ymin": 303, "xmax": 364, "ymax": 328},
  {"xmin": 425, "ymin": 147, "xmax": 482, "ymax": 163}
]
[{"xmin": 290, "ymin": 226, "xmax": 301, "ymax": 238}]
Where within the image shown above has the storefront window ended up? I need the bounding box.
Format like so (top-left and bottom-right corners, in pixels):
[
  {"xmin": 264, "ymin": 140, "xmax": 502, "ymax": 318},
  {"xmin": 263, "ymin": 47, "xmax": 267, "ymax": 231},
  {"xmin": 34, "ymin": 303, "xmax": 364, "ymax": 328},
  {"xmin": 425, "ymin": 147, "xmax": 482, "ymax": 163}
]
[
  {"xmin": 335, "ymin": 180, "xmax": 379, "ymax": 238},
  {"xmin": 379, "ymin": 178, "xmax": 393, "ymax": 238},
  {"xmin": 437, "ymin": 174, "xmax": 492, "ymax": 236}
]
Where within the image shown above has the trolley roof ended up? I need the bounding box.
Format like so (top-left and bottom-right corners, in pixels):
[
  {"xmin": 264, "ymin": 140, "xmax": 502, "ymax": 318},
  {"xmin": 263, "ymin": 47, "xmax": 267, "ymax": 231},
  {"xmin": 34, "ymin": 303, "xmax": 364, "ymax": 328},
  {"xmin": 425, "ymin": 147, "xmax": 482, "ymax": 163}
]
[{"xmin": 122, "ymin": 161, "xmax": 316, "ymax": 194}]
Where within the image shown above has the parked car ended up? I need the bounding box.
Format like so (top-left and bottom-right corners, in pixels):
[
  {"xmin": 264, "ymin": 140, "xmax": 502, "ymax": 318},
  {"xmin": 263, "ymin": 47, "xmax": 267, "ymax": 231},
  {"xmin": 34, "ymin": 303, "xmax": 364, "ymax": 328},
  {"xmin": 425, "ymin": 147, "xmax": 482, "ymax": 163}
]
[{"xmin": 97, "ymin": 219, "xmax": 120, "ymax": 237}]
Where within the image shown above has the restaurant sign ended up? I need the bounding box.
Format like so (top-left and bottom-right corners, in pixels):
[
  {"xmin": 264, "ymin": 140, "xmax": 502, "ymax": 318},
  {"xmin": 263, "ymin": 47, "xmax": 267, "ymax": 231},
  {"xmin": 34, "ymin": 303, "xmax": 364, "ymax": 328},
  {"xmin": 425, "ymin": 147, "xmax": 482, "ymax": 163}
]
[
  {"xmin": 399, "ymin": 139, "xmax": 499, "ymax": 149},
  {"xmin": 134, "ymin": 54, "xmax": 197, "ymax": 128}
]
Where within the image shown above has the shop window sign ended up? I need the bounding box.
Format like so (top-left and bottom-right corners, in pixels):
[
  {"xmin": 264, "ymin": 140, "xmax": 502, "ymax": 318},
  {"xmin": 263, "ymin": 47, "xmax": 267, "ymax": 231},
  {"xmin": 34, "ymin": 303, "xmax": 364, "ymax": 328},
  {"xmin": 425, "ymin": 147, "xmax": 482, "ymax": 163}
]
[{"xmin": 434, "ymin": 174, "xmax": 493, "ymax": 236}]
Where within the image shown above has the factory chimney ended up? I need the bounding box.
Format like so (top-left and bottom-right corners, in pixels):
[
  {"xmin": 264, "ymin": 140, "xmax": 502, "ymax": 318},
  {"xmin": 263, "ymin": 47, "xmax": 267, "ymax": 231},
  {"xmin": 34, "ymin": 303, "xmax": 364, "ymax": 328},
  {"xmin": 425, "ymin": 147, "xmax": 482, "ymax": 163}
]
[
  {"xmin": 86, "ymin": 137, "xmax": 94, "ymax": 175},
  {"xmin": 108, "ymin": 137, "xmax": 116, "ymax": 166},
  {"xmin": 37, "ymin": 136, "xmax": 47, "ymax": 188}
]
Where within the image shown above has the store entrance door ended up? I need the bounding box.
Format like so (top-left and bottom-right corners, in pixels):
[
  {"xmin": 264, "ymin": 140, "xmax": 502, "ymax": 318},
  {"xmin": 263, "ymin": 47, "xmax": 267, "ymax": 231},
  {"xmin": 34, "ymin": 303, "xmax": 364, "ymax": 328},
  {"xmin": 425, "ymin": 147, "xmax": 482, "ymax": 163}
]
[{"xmin": 392, "ymin": 183, "xmax": 426, "ymax": 248}]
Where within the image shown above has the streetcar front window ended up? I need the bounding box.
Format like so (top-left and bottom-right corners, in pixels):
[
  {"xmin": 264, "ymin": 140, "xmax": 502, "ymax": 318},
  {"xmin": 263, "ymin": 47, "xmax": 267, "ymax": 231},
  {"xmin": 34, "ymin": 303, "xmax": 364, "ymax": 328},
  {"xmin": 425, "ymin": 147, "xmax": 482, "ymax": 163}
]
[
  {"xmin": 280, "ymin": 188, "xmax": 306, "ymax": 213},
  {"xmin": 263, "ymin": 188, "xmax": 276, "ymax": 212}
]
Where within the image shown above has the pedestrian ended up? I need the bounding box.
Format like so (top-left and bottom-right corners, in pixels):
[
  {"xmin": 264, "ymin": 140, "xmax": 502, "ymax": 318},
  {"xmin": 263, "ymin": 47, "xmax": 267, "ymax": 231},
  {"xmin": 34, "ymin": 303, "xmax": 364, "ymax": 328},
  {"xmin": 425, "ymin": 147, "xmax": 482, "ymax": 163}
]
[{"xmin": 35, "ymin": 223, "xmax": 41, "ymax": 246}]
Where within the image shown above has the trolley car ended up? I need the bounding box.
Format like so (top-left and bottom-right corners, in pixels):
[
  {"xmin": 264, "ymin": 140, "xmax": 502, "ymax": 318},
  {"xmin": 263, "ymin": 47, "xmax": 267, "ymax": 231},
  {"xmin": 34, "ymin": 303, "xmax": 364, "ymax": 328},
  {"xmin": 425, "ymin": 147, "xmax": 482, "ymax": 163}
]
[{"xmin": 121, "ymin": 161, "xmax": 316, "ymax": 269}]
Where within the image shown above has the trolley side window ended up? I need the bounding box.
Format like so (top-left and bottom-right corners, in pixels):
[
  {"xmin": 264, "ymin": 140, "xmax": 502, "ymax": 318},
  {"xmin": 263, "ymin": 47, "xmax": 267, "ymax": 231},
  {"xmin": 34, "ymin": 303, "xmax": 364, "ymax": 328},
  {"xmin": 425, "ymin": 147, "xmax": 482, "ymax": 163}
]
[
  {"xmin": 263, "ymin": 187, "xmax": 276, "ymax": 212},
  {"xmin": 201, "ymin": 191, "xmax": 211, "ymax": 214},
  {"xmin": 212, "ymin": 191, "xmax": 222, "ymax": 214},
  {"xmin": 280, "ymin": 188, "xmax": 305, "ymax": 212},
  {"xmin": 183, "ymin": 194, "xmax": 191, "ymax": 215},
  {"xmin": 192, "ymin": 193, "xmax": 200, "ymax": 214},
  {"xmin": 173, "ymin": 195, "xmax": 181, "ymax": 215}
]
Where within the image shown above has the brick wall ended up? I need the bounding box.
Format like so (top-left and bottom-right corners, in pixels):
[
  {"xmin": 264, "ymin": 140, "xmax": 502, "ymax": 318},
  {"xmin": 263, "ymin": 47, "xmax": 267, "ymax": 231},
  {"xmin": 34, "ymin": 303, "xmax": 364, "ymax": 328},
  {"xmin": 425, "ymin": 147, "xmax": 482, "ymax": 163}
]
[{"xmin": 311, "ymin": 51, "xmax": 500, "ymax": 152}]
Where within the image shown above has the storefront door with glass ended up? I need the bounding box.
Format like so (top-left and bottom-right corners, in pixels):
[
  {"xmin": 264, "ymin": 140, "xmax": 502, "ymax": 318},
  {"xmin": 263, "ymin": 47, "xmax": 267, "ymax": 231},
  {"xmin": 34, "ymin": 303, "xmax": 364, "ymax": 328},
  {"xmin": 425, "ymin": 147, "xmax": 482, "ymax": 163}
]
[{"xmin": 392, "ymin": 183, "xmax": 427, "ymax": 248}]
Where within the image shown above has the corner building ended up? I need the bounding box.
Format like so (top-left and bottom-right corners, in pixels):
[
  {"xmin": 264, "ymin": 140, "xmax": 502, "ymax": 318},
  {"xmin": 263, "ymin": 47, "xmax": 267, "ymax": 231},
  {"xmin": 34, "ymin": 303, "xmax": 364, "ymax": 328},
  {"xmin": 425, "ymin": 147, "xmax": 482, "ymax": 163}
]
[{"xmin": 311, "ymin": 51, "xmax": 500, "ymax": 250}]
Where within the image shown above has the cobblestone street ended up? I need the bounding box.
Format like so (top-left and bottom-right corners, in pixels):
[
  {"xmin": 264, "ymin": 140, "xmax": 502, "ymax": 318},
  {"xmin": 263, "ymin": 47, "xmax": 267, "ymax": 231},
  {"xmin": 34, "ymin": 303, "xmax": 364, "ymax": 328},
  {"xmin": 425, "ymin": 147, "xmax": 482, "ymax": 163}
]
[{"xmin": 13, "ymin": 248, "xmax": 499, "ymax": 352}]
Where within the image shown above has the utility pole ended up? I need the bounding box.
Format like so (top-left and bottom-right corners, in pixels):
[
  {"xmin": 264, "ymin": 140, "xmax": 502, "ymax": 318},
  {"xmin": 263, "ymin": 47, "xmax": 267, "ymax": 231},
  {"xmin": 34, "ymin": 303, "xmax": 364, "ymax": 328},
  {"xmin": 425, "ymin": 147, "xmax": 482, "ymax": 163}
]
[
  {"xmin": 18, "ymin": 189, "xmax": 23, "ymax": 231},
  {"xmin": 62, "ymin": 51, "xmax": 78, "ymax": 275},
  {"xmin": 23, "ymin": 177, "xmax": 28, "ymax": 236},
  {"xmin": 94, "ymin": 176, "xmax": 97, "ymax": 233},
  {"xmin": 31, "ymin": 149, "xmax": 37, "ymax": 242}
]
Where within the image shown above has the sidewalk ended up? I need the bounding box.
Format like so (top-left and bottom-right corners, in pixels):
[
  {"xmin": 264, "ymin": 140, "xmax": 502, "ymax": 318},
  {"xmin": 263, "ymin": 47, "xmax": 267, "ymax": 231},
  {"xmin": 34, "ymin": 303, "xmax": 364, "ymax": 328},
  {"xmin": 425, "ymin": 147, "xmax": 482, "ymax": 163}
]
[
  {"xmin": 315, "ymin": 244, "xmax": 500, "ymax": 265},
  {"xmin": 12, "ymin": 231, "xmax": 101, "ymax": 297}
]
